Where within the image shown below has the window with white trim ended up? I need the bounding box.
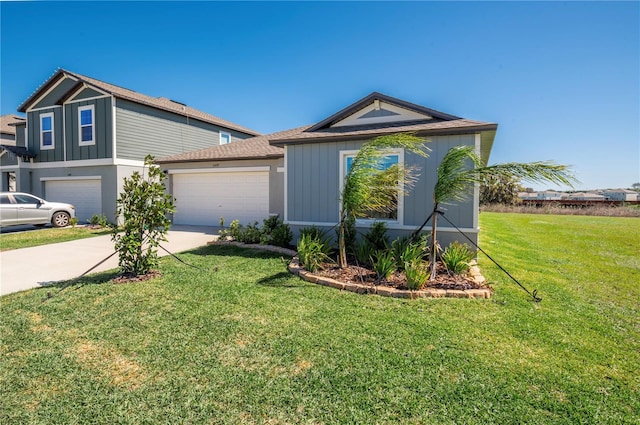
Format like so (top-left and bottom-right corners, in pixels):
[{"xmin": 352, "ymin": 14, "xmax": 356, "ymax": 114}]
[
  {"xmin": 219, "ymin": 132, "xmax": 231, "ymax": 145},
  {"xmin": 40, "ymin": 112, "xmax": 54, "ymax": 150},
  {"xmin": 340, "ymin": 149, "xmax": 403, "ymax": 222},
  {"xmin": 78, "ymin": 105, "xmax": 95, "ymax": 145}
]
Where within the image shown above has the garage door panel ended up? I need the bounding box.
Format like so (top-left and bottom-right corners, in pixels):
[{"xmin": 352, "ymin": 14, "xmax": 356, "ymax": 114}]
[
  {"xmin": 45, "ymin": 180, "xmax": 102, "ymax": 223},
  {"xmin": 173, "ymin": 172, "xmax": 269, "ymax": 226}
]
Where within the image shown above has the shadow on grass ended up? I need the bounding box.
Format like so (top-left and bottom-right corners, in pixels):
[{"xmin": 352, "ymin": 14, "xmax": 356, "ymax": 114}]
[
  {"xmin": 180, "ymin": 244, "xmax": 294, "ymax": 261},
  {"xmin": 38, "ymin": 269, "xmax": 122, "ymax": 299},
  {"xmin": 256, "ymin": 271, "xmax": 303, "ymax": 288}
]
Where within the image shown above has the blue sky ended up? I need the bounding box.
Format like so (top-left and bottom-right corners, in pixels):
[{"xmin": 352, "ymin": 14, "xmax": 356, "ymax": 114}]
[{"xmin": 1, "ymin": 1, "xmax": 638, "ymax": 190}]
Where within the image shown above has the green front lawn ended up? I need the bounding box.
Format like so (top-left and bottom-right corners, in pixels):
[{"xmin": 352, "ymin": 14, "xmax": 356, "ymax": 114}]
[
  {"xmin": 0, "ymin": 226, "xmax": 110, "ymax": 251},
  {"xmin": 1, "ymin": 213, "xmax": 638, "ymax": 423}
]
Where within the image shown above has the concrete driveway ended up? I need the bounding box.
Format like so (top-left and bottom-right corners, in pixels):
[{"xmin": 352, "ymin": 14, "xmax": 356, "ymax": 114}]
[{"xmin": 0, "ymin": 226, "xmax": 218, "ymax": 296}]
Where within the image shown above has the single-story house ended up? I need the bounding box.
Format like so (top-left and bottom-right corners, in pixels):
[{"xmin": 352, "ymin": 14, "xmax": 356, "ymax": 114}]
[{"xmin": 161, "ymin": 92, "xmax": 498, "ymax": 247}]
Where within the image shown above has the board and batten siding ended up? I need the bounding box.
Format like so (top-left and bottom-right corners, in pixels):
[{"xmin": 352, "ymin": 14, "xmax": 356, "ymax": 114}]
[
  {"xmin": 286, "ymin": 134, "xmax": 477, "ymax": 230},
  {"xmin": 27, "ymin": 107, "xmax": 64, "ymax": 163},
  {"xmin": 64, "ymin": 97, "xmax": 113, "ymax": 161},
  {"xmin": 14, "ymin": 124, "xmax": 26, "ymax": 147},
  {"xmin": 115, "ymin": 99, "xmax": 252, "ymax": 161},
  {"xmin": 71, "ymin": 87, "xmax": 105, "ymax": 101}
]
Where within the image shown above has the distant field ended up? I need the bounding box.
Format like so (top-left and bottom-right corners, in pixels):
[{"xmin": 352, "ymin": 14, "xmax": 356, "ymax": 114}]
[
  {"xmin": 482, "ymin": 203, "xmax": 640, "ymax": 217},
  {"xmin": 0, "ymin": 213, "xmax": 638, "ymax": 423}
]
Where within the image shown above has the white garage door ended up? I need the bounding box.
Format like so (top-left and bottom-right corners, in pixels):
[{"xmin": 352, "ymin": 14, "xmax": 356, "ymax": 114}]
[
  {"xmin": 172, "ymin": 171, "xmax": 269, "ymax": 226},
  {"xmin": 45, "ymin": 179, "xmax": 102, "ymax": 223}
]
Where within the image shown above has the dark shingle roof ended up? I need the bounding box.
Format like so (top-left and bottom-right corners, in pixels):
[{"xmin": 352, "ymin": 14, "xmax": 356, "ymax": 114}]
[
  {"xmin": 1, "ymin": 144, "xmax": 35, "ymax": 158},
  {"xmin": 268, "ymin": 119, "xmax": 497, "ymax": 146},
  {"xmin": 18, "ymin": 69, "xmax": 261, "ymax": 137},
  {"xmin": 157, "ymin": 130, "xmax": 294, "ymax": 164}
]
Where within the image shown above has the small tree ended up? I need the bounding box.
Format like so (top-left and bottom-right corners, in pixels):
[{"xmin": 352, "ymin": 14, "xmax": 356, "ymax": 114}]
[
  {"xmin": 338, "ymin": 133, "xmax": 430, "ymax": 268},
  {"xmin": 112, "ymin": 155, "xmax": 175, "ymax": 276},
  {"xmin": 480, "ymin": 174, "xmax": 524, "ymax": 205},
  {"xmin": 429, "ymin": 145, "xmax": 576, "ymax": 280}
]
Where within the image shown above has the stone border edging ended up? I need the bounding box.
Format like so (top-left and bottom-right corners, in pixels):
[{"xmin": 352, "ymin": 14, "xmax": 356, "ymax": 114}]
[
  {"xmin": 208, "ymin": 240, "xmax": 491, "ymax": 299},
  {"xmin": 288, "ymin": 257, "xmax": 492, "ymax": 299}
]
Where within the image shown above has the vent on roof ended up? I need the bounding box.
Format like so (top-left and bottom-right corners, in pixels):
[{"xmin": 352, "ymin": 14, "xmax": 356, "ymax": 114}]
[{"xmin": 157, "ymin": 97, "xmax": 187, "ymax": 106}]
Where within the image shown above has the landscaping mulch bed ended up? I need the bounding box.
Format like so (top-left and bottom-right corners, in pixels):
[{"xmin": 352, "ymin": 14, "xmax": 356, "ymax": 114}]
[
  {"xmin": 315, "ymin": 262, "xmax": 486, "ymax": 291},
  {"xmin": 112, "ymin": 271, "xmax": 161, "ymax": 284}
]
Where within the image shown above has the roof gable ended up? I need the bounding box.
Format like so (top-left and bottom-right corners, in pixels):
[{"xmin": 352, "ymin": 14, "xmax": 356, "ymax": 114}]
[{"xmin": 306, "ymin": 92, "xmax": 461, "ymax": 132}]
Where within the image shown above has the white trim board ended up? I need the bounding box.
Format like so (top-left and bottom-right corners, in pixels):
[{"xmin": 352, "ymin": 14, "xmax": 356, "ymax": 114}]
[
  {"xmin": 21, "ymin": 158, "xmax": 146, "ymax": 169},
  {"xmin": 28, "ymin": 105, "xmax": 63, "ymax": 113},
  {"xmin": 40, "ymin": 176, "xmax": 102, "ymax": 182},
  {"xmin": 114, "ymin": 158, "xmax": 145, "ymax": 167},
  {"xmin": 285, "ymin": 220, "xmax": 478, "ymax": 233},
  {"xmin": 168, "ymin": 166, "xmax": 270, "ymax": 175}
]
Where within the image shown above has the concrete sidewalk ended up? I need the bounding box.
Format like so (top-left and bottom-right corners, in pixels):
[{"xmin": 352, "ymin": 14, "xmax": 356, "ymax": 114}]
[{"xmin": 0, "ymin": 226, "xmax": 217, "ymax": 296}]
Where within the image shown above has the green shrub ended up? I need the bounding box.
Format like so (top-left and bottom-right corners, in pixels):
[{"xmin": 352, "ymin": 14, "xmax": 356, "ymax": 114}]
[
  {"xmin": 89, "ymin": 213, "xmax": 109, "ymax": 227},
  {"xmin": 261, "ymin": 215, "xmax": 292, "ymax": 248},
  {"xmin": 228, "ymin": 220, "xmax": 243, "ymax": 240},
  {"xmin": 400, "ymin": 240, "xmax": 427, "ymax": 269},
  {"xmin": 269, "ymin": 223, "xmax": 293, "ymax": 248},
  {"xmin": 69, "ymin": 217, "xmax": 78, "ymax": 228},
  {"xmin": 300, "ymin": 226, "xmax": 333, "ymax": 256},
  {"xmin": 441, "ymin": 241, "xmax": 475, "ymax": 275},
  {"xmin": 354, "ymin": 240, "xmax": 376, "ymax": 267},
  {"xmin": 363, "ymin": 221, "xmax": 389, "ymax": 251},
  {"xmin": 372, "ymin": 250, "xmax": 396, "ymax": 280},
  {"xmin": 297, "ymin": 234, "xmax": 332, "ymax": 273},
  {"xmin": 239, "ymin": 221, "xmax": 262, "ymax": 244},
  {"xmin": 112, "ymin": 155, "xmax": 175, "ymax": 276},
  {"xmin": 405, "ymin": 260, "xmax": 429, "ymax": 290}
]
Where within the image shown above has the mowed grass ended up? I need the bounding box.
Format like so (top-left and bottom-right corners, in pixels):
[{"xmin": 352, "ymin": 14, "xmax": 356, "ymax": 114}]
[
  {"xmin": 1, "ymin": 213, "xmax": 638, "ymax": 424},
  {"xmin": 0, "ymin": 226, "xmax": 110, "ymax": 251}
]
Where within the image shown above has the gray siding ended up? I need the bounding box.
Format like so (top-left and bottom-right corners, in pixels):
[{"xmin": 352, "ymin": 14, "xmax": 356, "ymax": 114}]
[
  {"xmin": 14, "ymin": 124, "xmax": 26, "ymax": 147},
  {"xmin": 115, "ymin": 99, "xmax": 253, "ymax": 161},
  {"xmin": 64, "ymin": 97, "xmax": 113, "ymax": 161},
  {"xmin": 1, "ymin": 152, "xmax": 19, "ymax": 167},
  {"xmin": 71, "ymin": 87, "xmax": 104, "ymax": 100},
  {"xmin": 27, "ymin": 108, "xmax": 64, "ymax": 162},
  {"xmin": 286, "ymin": 134, "xmax": 477, "ymax": 231},
  {"xmin": 32, "ymin": 78, "xmax": 78, "ymax": 109}
]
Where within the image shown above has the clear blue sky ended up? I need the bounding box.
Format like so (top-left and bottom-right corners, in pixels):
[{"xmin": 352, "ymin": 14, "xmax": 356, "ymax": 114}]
[{"xmin": 1, "ymin": 1, "xmax": 638, "ymax": 190}]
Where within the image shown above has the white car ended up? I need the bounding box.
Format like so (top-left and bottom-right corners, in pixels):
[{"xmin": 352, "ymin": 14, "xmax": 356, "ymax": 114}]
[{"xmin": 0, "ymin": 192, "xmax": 76, "ymax": 228}]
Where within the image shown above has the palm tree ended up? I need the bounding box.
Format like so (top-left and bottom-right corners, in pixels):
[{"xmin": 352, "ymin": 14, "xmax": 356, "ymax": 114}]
[
  {"xmin": 429, "ymin": 145, "xmax": 577, "ymax": 280},
  {"xmin": 338, "ymin": 133, "xmax": 430, "ymax": 268}
]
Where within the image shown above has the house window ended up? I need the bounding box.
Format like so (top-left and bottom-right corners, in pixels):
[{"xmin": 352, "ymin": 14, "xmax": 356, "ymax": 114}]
[
  {"xmin": 340, "ymin": 149, "xmax": 403, "ymax": 222},
  {"xmin": 40, "ymin": 113, "xmax": 54, "ymax": 150},
  {"xmin": 78, "ymin": 105, "xmax": 95, "ymax": 145},
  {"xmin": 220, "ymin": 132, "xmax": 231, "ymax": 145}
]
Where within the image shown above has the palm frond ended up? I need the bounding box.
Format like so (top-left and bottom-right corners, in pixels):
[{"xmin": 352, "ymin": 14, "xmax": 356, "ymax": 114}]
[{"xmin": 434, "ymin": 145, "xmax": 578, "ymax": 206}]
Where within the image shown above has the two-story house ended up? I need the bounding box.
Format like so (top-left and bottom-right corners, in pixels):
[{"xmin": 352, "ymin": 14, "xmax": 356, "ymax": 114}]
[{"xmin": 11, "ymin": 69, "xmax": 260, "ymax": 222}]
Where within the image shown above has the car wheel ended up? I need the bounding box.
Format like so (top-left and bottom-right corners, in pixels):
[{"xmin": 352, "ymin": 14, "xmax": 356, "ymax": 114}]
[{"xmin": 52, "ymin": 212, "xmax": 70, "ymax": 228}]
